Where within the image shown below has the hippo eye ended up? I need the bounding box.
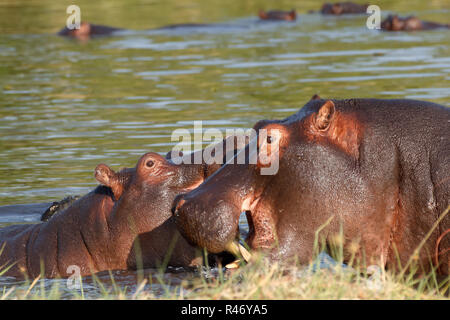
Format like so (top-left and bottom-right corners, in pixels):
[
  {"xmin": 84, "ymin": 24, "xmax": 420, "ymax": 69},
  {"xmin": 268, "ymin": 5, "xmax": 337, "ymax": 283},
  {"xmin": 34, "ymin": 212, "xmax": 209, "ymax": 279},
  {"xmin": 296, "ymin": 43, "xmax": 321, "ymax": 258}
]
[{"xmin": 146, "ymin": 160, "xmax": 155, "ymax": 168}]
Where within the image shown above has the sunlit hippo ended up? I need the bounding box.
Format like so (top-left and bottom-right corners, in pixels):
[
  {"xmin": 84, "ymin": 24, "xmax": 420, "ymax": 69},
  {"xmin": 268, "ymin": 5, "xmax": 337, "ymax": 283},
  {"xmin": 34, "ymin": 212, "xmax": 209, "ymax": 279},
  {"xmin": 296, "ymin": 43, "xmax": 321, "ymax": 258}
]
[
  {"xmin": 317, "ymin": 2, "xmax": 369, "ymax": 15},
  {"xmin": 381, "ymin": 15, "xmax": 449, "ymax": 31},
  {"xmin": 0, "ymin": 136, "xmax": 246, "ymax": 279},
  {"xmin": 258, "ymin": 10, "xmax": 297, "ymax": 21},
  {"xmin": 173, "ymin": 98, "xmax": 450, "ymax": 275}
]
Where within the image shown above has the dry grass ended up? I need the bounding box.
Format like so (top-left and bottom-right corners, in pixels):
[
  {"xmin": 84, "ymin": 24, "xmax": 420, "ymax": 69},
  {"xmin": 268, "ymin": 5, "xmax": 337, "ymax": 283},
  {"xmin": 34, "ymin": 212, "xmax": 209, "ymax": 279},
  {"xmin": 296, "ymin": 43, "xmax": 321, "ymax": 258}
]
[{"xmin": 0, "ymin": 252, "xmax": 448, "ymax": 300}]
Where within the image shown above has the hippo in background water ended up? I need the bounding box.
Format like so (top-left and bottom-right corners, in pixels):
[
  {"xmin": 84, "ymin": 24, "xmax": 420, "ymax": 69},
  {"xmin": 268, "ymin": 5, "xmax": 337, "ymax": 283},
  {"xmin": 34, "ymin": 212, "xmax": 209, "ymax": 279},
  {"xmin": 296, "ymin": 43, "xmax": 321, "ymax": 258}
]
[
  {"xmin": 312, "ymin": 2, "xmax": 369, "ymax": 15},
  {"xmin": 381, "ymin": 15, "xmax": 449, "ymax": 31},
  {"xmin": 258, "ymin": 10, "xmax": 297, "ymax": 21},
  {"xmin": 57, "ymin": 22, "xmax": 123, "ymax": 39},
  {"xmin": 173, "ymin": 98, "xmax": 450, "ymax": 275},
  {"xmin": 57, "ymin": 9, "xmax": 299, "ymax": 40}
]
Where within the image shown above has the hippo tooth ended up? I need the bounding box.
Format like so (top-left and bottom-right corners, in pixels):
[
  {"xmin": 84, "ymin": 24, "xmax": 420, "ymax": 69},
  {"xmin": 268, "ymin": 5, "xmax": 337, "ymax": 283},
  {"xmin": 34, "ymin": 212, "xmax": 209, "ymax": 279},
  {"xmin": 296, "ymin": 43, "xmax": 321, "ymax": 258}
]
[
  {"xmin": 225, "ymin": 259, "xmax": 241, "ymax": 269},
  {"xmin": 225, "ymin": 241, "xmax": 251, "ymax": 262}
]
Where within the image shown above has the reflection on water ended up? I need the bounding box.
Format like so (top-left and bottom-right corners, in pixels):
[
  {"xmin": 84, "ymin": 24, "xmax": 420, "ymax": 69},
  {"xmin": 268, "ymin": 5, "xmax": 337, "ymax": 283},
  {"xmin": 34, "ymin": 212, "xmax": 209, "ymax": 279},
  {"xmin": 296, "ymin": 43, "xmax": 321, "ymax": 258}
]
[{"xmin": 0, "ymin": 0, "xmax": 449, "ymax": 298}]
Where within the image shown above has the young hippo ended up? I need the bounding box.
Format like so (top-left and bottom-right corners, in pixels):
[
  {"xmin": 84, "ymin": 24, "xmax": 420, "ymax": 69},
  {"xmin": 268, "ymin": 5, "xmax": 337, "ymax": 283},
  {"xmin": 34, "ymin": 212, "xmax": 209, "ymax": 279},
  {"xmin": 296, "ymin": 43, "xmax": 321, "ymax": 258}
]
[
  {"xmin": 0, "ymin": 135, "xmax": 247, "ymax": 279},
  {"xmin": 319, "ymin": 2, "xmax": 369, "ymax": 15},
  {"xmin": 173, "ymin": 98, "xmax": 450, "ymax": 275},
  {"xmin": 57, "ymin": 22, "xmax": 123, "ymax": 39},
  {"xmin": 0, "ymin": 153, "xmax": 208, "ymax": 279},
  {"xmin": 381, "ymin": 15, "xmax": 449, "ymax": 31},
  {"xmin": 258, "ymin": 10, "xmax": 297, "ymax": 21}
]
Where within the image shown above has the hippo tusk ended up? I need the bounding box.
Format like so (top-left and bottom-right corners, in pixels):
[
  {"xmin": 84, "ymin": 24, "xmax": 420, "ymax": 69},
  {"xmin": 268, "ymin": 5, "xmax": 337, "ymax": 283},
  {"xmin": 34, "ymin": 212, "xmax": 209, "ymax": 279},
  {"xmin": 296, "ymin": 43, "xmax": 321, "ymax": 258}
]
[
  {"xmin": 225, "ymin": 260, "xmax": 241, "ymax": 269},
  {"xmin": 225, "ymin": 241, "xmax": 251, "ymax": 262}
]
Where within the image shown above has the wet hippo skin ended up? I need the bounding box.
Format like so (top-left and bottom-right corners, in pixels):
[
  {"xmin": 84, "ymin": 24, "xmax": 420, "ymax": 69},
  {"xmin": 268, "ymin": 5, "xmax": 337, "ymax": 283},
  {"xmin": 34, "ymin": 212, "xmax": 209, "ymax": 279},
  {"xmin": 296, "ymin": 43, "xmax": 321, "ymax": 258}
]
[
  {"xmin": 173, "ymin": 98, "xmax": 450, "ymax": 275},
  {"xmin": 0, "ymin": 153, "xmax": 206, "ymax": 279},
  {"xmin": 381, "ymin": 15, "xmax": 450, "ymax": 31},
  {"xmin": 0, "ymin": 135, "xmax": 247, "ymax": 279}
]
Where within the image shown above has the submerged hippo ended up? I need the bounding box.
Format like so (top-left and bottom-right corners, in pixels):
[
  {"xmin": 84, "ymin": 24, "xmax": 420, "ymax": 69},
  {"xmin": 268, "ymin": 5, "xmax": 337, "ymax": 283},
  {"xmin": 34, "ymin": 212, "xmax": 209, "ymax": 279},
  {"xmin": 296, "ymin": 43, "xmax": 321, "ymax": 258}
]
[
  {"xmin": 173, "ymin": 98, "xmax": 450, "ymax": 275},
  {"xmin": 258, "ymin": 10, "xmax": 297, "ymax": 21},
  {"xmin": 0, "ymin": 135, "xmax": 246, "ymax": 279},
  {"xmin": 317, "ymin": 2, "xmax": 369, "ymax": 15},
  {"xmin": 381, "ymin": 15, "xmax": 449, "ymax": 31},
  {"xmin": 57, "ymin": 22, "xmax": 123, "ymax": 39},
  {"xmin": 58, "ymin": 10, "xmax": 299, "ymax": 40}
]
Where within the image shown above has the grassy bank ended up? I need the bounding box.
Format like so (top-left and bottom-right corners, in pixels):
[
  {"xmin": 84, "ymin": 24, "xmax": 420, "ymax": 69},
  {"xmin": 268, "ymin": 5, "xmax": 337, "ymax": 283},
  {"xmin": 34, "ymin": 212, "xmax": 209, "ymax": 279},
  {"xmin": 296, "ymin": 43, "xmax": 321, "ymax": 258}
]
[
  {"xmin": 1, "ymin": 254, "xmax": 448, "ymax": 300},
  {"xmin": 1, "ymin": 206, "xmax": 448, "ymax": 300}
]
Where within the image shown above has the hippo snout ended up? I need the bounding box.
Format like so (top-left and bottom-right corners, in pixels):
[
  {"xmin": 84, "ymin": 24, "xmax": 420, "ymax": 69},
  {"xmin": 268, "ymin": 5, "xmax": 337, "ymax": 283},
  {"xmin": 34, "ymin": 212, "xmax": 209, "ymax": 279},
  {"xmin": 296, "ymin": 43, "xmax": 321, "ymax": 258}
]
[{"xmin": 171, "ymin": 194, "xmax": 241, "ymax": 254}]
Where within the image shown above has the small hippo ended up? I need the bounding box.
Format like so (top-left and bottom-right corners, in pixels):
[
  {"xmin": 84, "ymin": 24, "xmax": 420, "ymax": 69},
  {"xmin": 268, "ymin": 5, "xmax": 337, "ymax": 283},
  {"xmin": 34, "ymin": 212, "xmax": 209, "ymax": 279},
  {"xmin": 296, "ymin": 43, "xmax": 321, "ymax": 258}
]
[
  {"xmin": 381, "ymin": 15, "xmax": 449, "ymax": 31},
  {"xmin": 0, "ymin": 134, "xmax": 248, "ymax": 279},
  {"xmin": 173, "ymin": 98, "xmax": 450, "ymax": 275},
  {"xmin": 258, "ymin": 10, "xmax": 297, "ymax": 21},
  {"xmin": 0, "ymin": 154, "xmax": 206, "ymax": 279},
  {"xmin": 318, "ymin": 2, "xmax": 369, "ymax": 15}
]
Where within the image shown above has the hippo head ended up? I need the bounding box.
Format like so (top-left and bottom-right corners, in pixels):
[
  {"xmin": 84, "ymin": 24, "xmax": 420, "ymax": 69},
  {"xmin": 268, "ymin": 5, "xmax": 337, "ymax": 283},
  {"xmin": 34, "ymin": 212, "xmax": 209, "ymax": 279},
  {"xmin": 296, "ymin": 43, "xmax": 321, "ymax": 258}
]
[
  {"xmin": 320, "ymin": 2, "xmax": 369, "ymax": 15},
  {"xmin": 96, "ymin": 152, "xmax": 205, "ymax": 232},
  {"xmin": 173, "ymin": 99, "xmax": 374, "ymax": 263},
  {"xmin": 381, "ymin": 15, "xmax": 403, "ymax": 31},
  {"xmin": 381, "ymin": 15, "xmax": 425, "ymax": 31},
  {"xmin": 93, "ymin": 135, "xmax": 247, "ymax": 267},
  {"xmin": 258, "ymin": 9, "xmax": 297, "ymax": 21},
  {"xmin": 321, "ymin": 3, "xmax": 344, "ymax": 15},
  {"xmin": 57, "ymin": 22, "xmax": 92, "ymax": 39},
  {"xmin": 94, "ymin": 152, "xmax": 208, "ymax": 267}
]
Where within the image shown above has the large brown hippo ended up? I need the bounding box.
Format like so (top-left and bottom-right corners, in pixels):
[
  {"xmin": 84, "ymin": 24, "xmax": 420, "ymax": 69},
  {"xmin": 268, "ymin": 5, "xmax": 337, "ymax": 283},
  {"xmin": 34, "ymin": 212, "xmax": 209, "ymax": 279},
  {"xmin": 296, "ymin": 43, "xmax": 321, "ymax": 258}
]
[
  {"xmin": 0, "ymin": 135, "xmax": 246, "ymax": 279},
  {"xmin": 381, "ymin": 15, "xmax": 449, "ymax": 32},
  {"xmin": 173, "ymin": 98, "xmax": 450, "ymax": 275}
]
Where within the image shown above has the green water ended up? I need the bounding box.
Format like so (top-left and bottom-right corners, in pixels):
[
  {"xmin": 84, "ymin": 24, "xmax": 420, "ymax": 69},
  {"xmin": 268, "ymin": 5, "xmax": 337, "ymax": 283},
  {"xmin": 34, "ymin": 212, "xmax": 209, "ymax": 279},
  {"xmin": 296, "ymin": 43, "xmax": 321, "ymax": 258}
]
[{"xmin": 0, "ymin": 0, "xmax": 449, "ymax": 208}]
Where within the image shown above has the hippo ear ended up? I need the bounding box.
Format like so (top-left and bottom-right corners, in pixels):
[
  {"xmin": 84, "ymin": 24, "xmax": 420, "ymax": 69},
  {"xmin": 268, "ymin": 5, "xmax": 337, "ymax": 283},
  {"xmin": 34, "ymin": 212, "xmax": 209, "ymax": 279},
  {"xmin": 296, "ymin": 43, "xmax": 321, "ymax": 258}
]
[
  {"xmin": 310, "ymin": 94, "xmax": 321, "ymax": 101},
  {"xmin": 314, "ymin": 100, "xmax": 335, "ymax": 131},
  {"xmin": 95, "ymin": 164, "xmax": 123, "ymax": 200}
]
